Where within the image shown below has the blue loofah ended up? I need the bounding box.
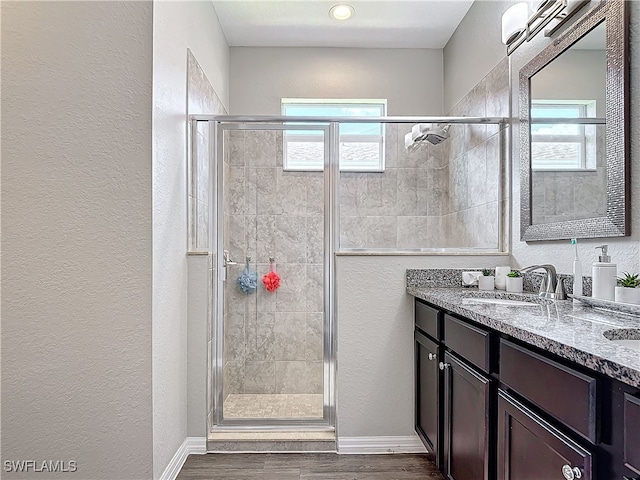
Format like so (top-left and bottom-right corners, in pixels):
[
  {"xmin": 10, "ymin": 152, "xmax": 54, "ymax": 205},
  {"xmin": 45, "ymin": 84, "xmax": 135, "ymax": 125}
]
[{"xmin": 237, "ymin": 259, "xmax": 258, "ymax": 294}]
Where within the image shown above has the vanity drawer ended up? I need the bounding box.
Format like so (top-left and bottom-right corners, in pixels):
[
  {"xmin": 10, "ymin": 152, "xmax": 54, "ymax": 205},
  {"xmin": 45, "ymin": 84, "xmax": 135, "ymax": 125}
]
[
  {"xmin": 624, "ymin": 393, "xmax": 640, "ymax": 474},
  {"xmin": 444, "ymin": 314, "xmax": 491, "ymax": 373},
  {"xmin": 415, "ymin": 300, "xmax": 442, "ymax": 340},
  {"xmin": 500, "ymin": 339, "xmax": 597, "ymax": 443}
]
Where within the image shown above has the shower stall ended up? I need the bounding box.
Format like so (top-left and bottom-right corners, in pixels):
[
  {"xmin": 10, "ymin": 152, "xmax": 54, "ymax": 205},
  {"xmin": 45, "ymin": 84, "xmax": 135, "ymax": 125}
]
[{"xmin": 191, "ymin": 115, "xmax": 506, "ymax": 440}]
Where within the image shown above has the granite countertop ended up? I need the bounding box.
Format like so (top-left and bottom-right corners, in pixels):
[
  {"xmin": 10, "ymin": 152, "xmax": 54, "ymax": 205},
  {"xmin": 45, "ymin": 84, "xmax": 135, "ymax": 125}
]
[{"xmin": 407, "ymin": 286, "xmax": 640, "ymax": 389}]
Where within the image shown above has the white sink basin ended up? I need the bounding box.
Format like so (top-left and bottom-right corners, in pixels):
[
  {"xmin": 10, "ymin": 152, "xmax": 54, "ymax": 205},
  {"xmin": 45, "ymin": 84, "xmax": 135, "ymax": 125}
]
[
  {"xmin": 609, "ymin": 339, "xmax": 640, "ymax": 352},
  {"xmin": 603, "ymin": 329, "xmax": 640, "ymax": 352},
  {"xmin": 462, "ymin": 298, "xmax": 539, "ymax": 307}
]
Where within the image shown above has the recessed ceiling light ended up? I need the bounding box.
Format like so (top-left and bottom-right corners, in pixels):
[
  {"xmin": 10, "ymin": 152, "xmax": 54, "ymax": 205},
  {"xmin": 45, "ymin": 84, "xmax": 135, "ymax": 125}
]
[{"xmin": 329, "ymin": 4, "xmax": 354, "ymax": 21}]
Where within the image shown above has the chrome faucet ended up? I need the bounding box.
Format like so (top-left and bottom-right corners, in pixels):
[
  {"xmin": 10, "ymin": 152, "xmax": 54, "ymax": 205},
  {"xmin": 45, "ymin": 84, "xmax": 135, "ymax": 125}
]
[{"xmin": 520, "ymin": 264, "xmax": 567, "ymax": 300}]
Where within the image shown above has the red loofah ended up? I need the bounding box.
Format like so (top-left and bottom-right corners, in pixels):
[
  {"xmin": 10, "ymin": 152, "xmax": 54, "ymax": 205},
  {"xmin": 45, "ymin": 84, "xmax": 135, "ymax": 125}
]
[{"xmin": 262, "ymin": 270, "xmax": 281, "ymax": 292}]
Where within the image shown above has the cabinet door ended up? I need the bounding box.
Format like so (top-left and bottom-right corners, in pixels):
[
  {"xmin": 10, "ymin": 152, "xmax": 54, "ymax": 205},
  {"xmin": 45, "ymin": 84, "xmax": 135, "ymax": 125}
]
[
  {"xmin": 443, "ymin": 352, "xmax": 491, "ymax": 480},
  {"xmin": 498, "ymin": 389, "xmax": 593, "ymax": 480},
  {"xmin": 415, "ymin": 330, "xmax": 440, "ymax": 465}
]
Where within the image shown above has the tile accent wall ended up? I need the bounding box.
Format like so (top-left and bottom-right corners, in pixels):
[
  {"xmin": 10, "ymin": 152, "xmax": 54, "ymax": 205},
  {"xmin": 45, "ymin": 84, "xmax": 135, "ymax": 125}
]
[
  {"xmin": 222, "ymin": 129, "xmax": 323, "ymax": 398},
  {"xmin": 187, "ymin": 49, "xmax": 226, "ymax": 252},
  {"xmin": 339, "ymin": 58, "xmax": 510, "ymax": 250}
]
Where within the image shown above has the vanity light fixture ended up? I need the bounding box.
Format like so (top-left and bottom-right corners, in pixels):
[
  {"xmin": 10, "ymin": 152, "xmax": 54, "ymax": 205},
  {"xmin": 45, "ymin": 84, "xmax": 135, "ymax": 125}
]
[
  {"xmin": 501, "ymin": 0, "xmax": 589, "ymax": 55},
  {"xmin": 329, "ymin": 4, "xmax": 354, "ymax": 21}
]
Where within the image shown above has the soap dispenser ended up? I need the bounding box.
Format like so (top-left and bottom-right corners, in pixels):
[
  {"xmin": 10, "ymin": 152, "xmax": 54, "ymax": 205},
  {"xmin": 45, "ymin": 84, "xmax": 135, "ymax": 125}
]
[{"xmin": 592, "ymin": 245, "xmax": 617, "ymax": 301}]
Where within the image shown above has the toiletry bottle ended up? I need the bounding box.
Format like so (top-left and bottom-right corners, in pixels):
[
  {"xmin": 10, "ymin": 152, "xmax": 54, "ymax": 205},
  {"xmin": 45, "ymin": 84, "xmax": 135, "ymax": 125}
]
[
  {"xmin": 571, "ymin": 239, "xmax": 583, "ymax": 297},
  {"xmin": 592, "ymin": 245, "xmax": 617, "ymax": 301}
]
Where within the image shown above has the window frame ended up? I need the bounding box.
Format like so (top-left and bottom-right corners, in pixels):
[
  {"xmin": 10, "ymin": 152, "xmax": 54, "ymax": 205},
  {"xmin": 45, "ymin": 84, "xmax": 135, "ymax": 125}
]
[
  {"xmin": 281, "ymin": 99, "xmax": 387, "ymax": 172},
  {"xmin": 530, "ymin": 101, "xmax": 593, "ymax": 171}
]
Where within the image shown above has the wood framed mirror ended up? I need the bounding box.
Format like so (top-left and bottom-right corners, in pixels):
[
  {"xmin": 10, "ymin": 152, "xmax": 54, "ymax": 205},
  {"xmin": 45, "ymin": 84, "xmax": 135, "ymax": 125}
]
[{"xmin": 519, "ymin": 0, "xmax": 629, "ymax": 241}]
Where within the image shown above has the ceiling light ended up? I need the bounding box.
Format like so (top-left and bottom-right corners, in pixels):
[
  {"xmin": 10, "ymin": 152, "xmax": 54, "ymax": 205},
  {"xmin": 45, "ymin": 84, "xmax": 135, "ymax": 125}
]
[{"xmin": 329, "ymin": 4, "xmax": 354, "ymax": 21}]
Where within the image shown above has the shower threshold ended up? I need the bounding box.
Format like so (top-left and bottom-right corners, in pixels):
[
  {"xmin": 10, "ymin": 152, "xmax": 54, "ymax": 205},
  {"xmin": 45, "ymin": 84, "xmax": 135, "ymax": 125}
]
[{"xmin": 207, "ymin": 428, "xmax": 336, "ymax": 453}]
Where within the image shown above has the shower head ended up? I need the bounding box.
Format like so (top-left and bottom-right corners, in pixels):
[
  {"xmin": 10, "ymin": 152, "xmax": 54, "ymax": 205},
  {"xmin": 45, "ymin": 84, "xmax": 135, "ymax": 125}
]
[
  {"xmin": 404, "ymin": 123, "xmax": 451, "ymax": 149},
  {"xmin": 420, "ymin": 124, "xmax": 450, "ymax": 145}
]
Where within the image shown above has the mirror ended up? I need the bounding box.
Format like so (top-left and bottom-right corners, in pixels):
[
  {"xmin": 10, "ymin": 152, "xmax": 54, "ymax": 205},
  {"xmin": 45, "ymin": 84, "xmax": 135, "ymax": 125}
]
[{"xmin": 519, "ymin": 0, "xmax": 629, "ymax": 241}]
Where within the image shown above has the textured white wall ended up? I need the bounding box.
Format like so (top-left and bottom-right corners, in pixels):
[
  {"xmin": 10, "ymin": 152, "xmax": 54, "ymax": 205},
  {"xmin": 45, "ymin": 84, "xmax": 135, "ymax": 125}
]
[
  {"xmin": 336, "ymin": 254, "xmax": 509, "ymax": 437},
  {"xmin": 229, "ymin": 47, "xmax": 444, "ymax": 115},
  {"xmin": 2, "ymin": 2, "xmax": 153, "ymax": 478},
  {"xmin": 152, "ymin": 1, "xmax": 229, "ymax": 477}
]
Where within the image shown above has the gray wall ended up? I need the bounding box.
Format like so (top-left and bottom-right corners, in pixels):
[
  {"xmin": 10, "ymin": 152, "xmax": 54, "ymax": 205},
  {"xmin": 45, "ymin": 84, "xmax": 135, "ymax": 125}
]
[
  {"xmin": 230, "ymin": 47, "xmax": 444, "ymax": 115},
  {"xmin": 443, "ymin": 0, "xmax": 510, "ymax": 113},
  {"xmin": 152, "ymin": 0, "xmax": 229, "ymax": 473},
  {"xmin": 2, "ymin": 2, "xmax": 153, "ymax": 478}
]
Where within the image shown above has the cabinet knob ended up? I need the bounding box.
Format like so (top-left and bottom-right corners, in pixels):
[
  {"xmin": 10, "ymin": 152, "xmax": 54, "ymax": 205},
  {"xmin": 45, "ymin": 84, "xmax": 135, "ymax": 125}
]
[
  {"xmin": 428, "ymin": 353, "xmax": 437, "ymax": 361},
  {"xmin": 561, "ymin": 465, "xmax": 582, "ymax": 480},
  {"xmin": 439, "ymin": 362, "xmax": 450, "ymax": 370}
]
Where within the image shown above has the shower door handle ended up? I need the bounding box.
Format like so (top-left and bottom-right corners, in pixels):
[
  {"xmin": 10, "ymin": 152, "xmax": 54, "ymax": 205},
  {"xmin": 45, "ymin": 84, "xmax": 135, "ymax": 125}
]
[{"xmin": 222, "ymin": 250, "xmax": 237, "ymax": 281}]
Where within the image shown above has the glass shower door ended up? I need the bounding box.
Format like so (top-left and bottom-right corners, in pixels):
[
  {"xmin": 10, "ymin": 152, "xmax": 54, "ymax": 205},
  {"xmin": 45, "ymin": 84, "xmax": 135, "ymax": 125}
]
[{"xmin": 214, "ymin": 122, "xmax": 335, "ymax": 427}]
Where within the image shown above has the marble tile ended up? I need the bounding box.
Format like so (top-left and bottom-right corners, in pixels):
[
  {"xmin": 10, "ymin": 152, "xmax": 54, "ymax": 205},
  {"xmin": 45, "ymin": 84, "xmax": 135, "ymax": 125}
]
[
  {"xmin": 256, "ymin": 167, "xmax": 279, "ymax": 215},
  {"xmin": 306, "ymin": 172, "xmax": 324, "ymax": 216},
  {"xmin": 244, "ymin": 361, "xmax": 276, "ymax": 394},
  {"xmin": 246, "ymin": 130, "xmax": 278, "ymax": 167},
  {"xmin": 227, "ymin": 130, "xmax": 245, "ymax": 166},
  {"xmin": 225, "ymin": 263, "xmax": 251, "ymax": 313},
  {"xmin": 467, "ymin": 143, "xmax": 487, "ymax": 208},
  {"xmin": 274, "ymin": 312, "xmax": 307, "ymax": 361},
  {"xmin": 426, "ymin": 166, "xmax": 449, "ymax": 217},
  {"xmin": 305, "ymin": 264, "xmax": 324, "ymax": 312},
  {"xmin": 340, "ymin": 216, "xmax": 367, "ymax": 249},
  {"xmin": 196, "ymin": 129, "xmax": 210, "ymax": 203},
  {"xmin": 227, "ymin": 166, "xmax": 246, "ymax": 215},
  {"xmin": 365, "ymin": 216, "xmax": 398, "ymax": 248},
  {"xmin": 306, "ymin": 313, "xmax": 324, "ymax": 361},
  {"xmin": 256, "ymin": 215, "xmax": 276, "ymax": 264},
  {"xmin": 223, "ymin": 359, "xmax": 244, "ymax": 396},
  {"xmin": 246, "ymin": 312, "xmax": 276, "ymax": 362},
  {"xmin": 485, "ymin": 132, "xmax": 501, "ymax": 204},
  {"xmin": 384, "ymin": 124, "xmax": 398, "ymax": 168},
  {"xmin": 306, "ymin": 215, "xmax": 324, "ymax": 264},
  {"xmin": 244, "ymin": 215, "xmax": 257, "ymax": 263},
  {"xmin": 224, "ymin": 312, "xmax": 246, "ymax": 364},
  {"xmin": 275, "ymin": 215, "xmax": 307, "ymax": 264},
  {"xmin": 306, "ymin": 361, "xmax": 324, "ymax": 394},
  {"xmin": 397, "ymin": 168, "xmax": 428, "ymax": 216},
  {"xmin": 450, "ymin": 153, "xmax": 469, "ymax": 212},
  {"xmin": 196, "ymin": 199, "xmax": 209, "ymax": 250},
  {"xmin": 227, "ymin": 214, "xmax": 246, "ymax": 262},
  {"xmin": 277, "ymin": 170, "xmax": 308, "ymax": 215},
  {"xmin": 275, "ymin": 361, "xmax": 309, "ymax": 394},
  {"xmin": 245, "ymin": 166, "xmax": 257, "ymax": 215},
  {"xmin": 223, "ymin": 394, "xmax": 324, "ymax": 419},
  {"xmin": 397, "ymin": 216, "xmax": 443, "ymax": 249},
  {"xmin": 276, "ymin": 264, "xmax": 307, "ymax": 312},
  {"xmin": 465, "ymin": 80, "xmax": 488, "ymax": 149}
]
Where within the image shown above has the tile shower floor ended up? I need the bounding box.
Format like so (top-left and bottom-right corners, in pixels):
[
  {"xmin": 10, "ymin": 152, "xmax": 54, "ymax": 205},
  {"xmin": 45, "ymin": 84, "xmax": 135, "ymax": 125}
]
[{"xmin": 224, "ymin": 394, "xmax": 324, "ymax": 419}]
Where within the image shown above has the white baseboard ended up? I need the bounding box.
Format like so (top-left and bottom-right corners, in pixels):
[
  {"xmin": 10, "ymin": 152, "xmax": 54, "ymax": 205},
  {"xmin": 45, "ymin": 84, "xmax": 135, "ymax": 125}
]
[
  {"xmin": 159, "ymin": 437, "xmax": 207, "ymax": 480},
  {"xmin": 337, "ymin": 435, "xmax": 427, "ymax": 454}
]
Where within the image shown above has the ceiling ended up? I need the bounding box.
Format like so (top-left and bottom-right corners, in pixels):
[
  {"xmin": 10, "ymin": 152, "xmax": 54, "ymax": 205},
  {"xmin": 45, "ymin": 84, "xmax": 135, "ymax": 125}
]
[{"xmin": 211, "ymin": 0, "xmax": 476, "ymax": 49}]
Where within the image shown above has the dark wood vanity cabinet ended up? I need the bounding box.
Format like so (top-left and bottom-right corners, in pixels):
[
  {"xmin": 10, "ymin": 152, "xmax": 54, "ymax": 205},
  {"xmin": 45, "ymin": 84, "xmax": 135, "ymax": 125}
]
[
  {"xmin": 414, "ymin": 298, "xmax": 640, "ymax": 480},
  {"xmin": 498, "ymin": 389, "xmax": 593, "ymax": 480},
  {"xmin": 415, "ymin": 330, "xmax": 441, "ymax": 465},
  {"xmin": 443, "ymin": 351, "xmax": 491, "ymax": 480}
]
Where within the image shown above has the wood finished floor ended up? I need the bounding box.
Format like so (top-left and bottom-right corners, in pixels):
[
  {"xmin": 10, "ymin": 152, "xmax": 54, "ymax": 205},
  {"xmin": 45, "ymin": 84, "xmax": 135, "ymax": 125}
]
[{"xmin": 177, "ymin": 452, "xmax": 445, "ymax": 479}]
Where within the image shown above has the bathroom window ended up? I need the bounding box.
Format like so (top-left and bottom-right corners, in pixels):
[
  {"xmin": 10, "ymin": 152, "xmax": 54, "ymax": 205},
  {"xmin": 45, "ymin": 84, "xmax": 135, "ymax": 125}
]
[
  {"xmin": 281, "ymin": 99, "xmax": 386, "ymax": 172},
  {"xmin": 530, "ymin": 101, "xmax": 595, "ymax": 170}
]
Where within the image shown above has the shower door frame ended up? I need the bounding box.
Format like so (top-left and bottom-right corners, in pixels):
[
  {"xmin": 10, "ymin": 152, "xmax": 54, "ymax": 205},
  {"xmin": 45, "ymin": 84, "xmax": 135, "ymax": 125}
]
[{"xmin": 211, "ymin": 120, "xmax": 339, "ymax": 429}]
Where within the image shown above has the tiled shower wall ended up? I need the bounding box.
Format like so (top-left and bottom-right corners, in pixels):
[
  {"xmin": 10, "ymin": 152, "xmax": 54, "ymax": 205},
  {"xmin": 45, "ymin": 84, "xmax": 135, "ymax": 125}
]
[
  {"xmin": 222, "ymin": 129, "xmax": 324, "ymax": 398},
  {"xmin": 339, "ymin": 58, "xmax": 509, "ymax": 250},
  {"xmin": 443, "ymin": 57, "xmax": 509, "ymax": 249}
]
